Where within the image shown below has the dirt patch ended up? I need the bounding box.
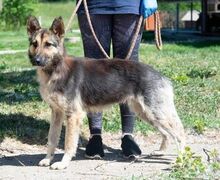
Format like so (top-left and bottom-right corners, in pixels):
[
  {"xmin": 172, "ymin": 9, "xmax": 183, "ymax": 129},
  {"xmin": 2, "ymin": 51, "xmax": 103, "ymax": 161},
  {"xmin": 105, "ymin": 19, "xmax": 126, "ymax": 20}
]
[{"xmin": 0, "ymin": 131, "xmax": 220, "ymax": 179}]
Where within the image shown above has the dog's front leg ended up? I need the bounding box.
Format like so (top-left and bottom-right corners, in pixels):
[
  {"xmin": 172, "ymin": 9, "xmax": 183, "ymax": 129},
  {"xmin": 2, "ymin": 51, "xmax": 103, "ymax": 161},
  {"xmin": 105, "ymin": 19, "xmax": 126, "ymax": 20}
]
[
  {"xmin": 50, "ymin": 111, "xmax": 84, "ymax": 170},
  {"xmin": 39, "ymin": 108, "xmax": 63, "ymax": 167}
]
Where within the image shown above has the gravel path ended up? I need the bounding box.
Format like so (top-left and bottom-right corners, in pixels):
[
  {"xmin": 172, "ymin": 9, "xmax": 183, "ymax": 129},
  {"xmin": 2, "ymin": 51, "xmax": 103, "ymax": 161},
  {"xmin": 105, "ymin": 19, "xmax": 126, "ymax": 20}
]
[{"xmin": 0, "ymin": 131, "xmax": 220, "ymax": 180}]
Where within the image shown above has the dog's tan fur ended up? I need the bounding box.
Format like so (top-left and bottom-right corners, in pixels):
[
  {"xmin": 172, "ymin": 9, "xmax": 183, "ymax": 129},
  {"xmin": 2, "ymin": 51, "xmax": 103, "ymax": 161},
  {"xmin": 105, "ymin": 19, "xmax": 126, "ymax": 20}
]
[{"xmin": 27, "ymin": 16, "xmax": 185, "ymax": 170}]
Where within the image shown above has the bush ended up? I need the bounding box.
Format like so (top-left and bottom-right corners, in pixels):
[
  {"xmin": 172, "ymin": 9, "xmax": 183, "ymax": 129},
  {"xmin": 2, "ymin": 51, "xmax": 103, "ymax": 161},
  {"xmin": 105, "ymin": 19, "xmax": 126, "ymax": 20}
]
[
  {"xmin": 193, "ymin": 119, "xmax": 206, "ymax": 134},
  {"xmin": 166, "ymin": 147, "xmax": 220, "ymax": 179},
  {"xmin": 0, "ymin": 0, "xmax": 38, "ymax": 30},
  {"xmin": 169, "ymin": 147, "xmax": 206, "ymax": 179}
]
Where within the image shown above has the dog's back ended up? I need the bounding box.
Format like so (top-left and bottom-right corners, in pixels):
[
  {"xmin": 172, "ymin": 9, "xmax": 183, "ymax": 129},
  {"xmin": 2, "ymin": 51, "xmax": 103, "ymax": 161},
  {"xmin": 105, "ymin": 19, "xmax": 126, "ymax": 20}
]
[{"xmin": 61, "ymin": 58, "xmax": 167, "ymax": 107}]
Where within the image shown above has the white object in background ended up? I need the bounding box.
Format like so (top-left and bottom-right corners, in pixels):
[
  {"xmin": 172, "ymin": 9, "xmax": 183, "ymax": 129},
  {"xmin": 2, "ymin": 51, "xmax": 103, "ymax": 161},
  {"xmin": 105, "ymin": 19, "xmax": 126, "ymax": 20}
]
[
  {"xmin": 39, "ymin": 16, "xmax": 42, "ymax": 26},
  {"xmin": 0, "ymin": 0, "xmax": 2, "ymax": 12}
]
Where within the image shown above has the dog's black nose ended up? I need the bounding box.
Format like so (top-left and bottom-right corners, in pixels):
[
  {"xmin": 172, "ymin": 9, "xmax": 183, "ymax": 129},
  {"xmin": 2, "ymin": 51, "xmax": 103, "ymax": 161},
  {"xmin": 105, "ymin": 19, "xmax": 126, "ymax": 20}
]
[
  {"xmin": 36, "ymin": 58, "xmax": 41, "ymax": 65},
  {"xmin": 34, "ymin": 55, "xmax": 42, "ymax": 66}
]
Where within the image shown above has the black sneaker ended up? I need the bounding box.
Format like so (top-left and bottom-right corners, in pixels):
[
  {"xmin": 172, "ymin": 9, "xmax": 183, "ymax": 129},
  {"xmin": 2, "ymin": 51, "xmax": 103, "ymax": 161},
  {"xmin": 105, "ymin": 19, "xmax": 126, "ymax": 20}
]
[
  {"xmin": 85, "ymin": 135, "xmax": 104, "ymax": 159},
  {"xmin": 121, "ymin": 135, "xmax": 142, "ymax": 160}
]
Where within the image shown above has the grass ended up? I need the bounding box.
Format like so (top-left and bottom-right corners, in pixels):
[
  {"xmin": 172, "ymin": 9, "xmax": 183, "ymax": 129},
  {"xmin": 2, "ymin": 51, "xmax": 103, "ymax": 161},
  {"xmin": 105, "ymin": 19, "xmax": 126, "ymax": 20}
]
[
  {"xmin": 0, "ymin": 2, "xmax": 220, "ymax": 143},
  {"xmin": 36, "ymin": 2, "xmax": 79, "ymax": 29},
  {"xmin": 139, "ymin": 40, "xmax": 220, "ymax": 129},
  {"xmin": 0, "ymin": 2, "xmax": 80, "ymax": 51}
]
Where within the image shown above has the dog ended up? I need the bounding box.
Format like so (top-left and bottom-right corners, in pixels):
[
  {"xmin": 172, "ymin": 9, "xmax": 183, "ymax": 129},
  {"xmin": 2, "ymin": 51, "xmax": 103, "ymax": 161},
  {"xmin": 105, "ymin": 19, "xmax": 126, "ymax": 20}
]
[{"xmin": 27, "ymin": 16, "xmax": 185, "ymax": 170}]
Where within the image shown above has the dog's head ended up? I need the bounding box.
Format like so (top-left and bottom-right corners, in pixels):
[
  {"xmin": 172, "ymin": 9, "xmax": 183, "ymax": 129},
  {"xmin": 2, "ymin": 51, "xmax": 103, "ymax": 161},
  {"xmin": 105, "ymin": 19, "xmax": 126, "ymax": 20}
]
[{"xmin": 27, "ymin": 16, "xmax": 65, "ymax": 68}]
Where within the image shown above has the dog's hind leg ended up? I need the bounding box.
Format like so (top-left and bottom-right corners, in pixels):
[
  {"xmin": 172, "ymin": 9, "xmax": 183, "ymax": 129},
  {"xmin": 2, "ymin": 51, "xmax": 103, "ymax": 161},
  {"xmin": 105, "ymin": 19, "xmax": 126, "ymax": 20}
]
[
  {"xmin": 168, "ymin": 110, "xmax": 185, "ymax": 152},
  {"xmin": 39, "ymin": 108, "xmax": 64, "ymax": 167},
  {"xmin": 151, "ymin": 106, "xmax": 185, "ymax": 154},
  {"xmin": 50, "ymin": 110, "xmax": 85, "ymax": 170},
  {"xmin": 151, "ymin": 118, "xmax": 185, "ymax": 155},
  {"xmin": 130, "ymin": 94, "xmax": 185, "ymax": 155},
  {"xmin": 154, "ymin": 99, "xmax": 186, "ymax": 153}
]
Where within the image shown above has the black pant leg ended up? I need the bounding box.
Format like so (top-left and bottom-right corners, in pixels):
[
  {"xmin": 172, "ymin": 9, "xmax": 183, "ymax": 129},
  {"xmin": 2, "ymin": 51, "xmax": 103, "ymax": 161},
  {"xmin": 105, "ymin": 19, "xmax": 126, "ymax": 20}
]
[{"xmin": 78, "ymin": 14, "xmax": 112, "ymax": 134}]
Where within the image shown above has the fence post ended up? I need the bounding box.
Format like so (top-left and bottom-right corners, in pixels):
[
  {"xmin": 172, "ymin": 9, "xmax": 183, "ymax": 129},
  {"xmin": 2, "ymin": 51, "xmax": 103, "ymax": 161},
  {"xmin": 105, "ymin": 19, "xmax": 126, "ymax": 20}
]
[
  {"xmin": 176, "ymin": 2, "xmax": 180, "ymax": 32},
  {"xmin": 201, "ymin": 0, "xmax": 207, "ymax": 33}
]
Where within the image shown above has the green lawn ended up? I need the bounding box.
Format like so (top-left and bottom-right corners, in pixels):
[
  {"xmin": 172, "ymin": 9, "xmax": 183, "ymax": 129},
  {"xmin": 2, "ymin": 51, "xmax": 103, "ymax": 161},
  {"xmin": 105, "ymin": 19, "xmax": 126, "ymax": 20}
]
[
  {"xmin": 0, "ymin": 2, "xmax": 220, "ymax": 143},
  {"xmin": 0, "ymin": 2, "xmax": 80, "ymax": 51}
]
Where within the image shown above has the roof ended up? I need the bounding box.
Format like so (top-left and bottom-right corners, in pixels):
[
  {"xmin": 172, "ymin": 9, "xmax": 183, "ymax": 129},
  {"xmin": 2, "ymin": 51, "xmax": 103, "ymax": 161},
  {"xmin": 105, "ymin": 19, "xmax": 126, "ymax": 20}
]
[{"xmin": 181, "ymin": 10, "xmax": 200, "ymax": 21}]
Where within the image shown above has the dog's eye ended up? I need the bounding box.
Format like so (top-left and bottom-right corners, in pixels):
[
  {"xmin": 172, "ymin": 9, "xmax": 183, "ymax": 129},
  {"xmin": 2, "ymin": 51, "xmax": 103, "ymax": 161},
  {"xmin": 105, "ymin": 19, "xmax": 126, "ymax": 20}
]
[
  {"xmin": 31, "ymin": 41, "xmax": 38, "ymax": 48},
  {"xmin": 45, "ymin": 42, "xmax": 55, "ymax": 47}
]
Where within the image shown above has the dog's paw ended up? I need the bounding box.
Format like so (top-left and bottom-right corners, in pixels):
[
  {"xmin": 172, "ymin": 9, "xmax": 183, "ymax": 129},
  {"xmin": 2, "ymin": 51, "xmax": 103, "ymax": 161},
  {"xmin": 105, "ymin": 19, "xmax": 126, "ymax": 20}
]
[
  {"xmin": 39, "ymin": 158, "xmax": 51, "ymax": 167},
  {"xmin": 50, "ymin": 161, "xmax": 68, "ymax": 170}
]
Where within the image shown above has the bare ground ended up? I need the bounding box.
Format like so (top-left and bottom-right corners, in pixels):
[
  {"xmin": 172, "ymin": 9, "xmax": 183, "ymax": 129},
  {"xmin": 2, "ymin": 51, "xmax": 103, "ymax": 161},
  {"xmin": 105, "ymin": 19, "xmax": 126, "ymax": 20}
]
[{"xmin": 0, "ymin": 131, "xmax": 220, "ymax": 180}]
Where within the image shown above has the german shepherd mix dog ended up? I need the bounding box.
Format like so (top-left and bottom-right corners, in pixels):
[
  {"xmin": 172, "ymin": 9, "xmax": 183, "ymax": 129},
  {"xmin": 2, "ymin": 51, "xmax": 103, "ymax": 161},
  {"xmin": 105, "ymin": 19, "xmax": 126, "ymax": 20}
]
[{"xmin": 27, "ymin": 16, "xmax": 185, "ymax": 170}]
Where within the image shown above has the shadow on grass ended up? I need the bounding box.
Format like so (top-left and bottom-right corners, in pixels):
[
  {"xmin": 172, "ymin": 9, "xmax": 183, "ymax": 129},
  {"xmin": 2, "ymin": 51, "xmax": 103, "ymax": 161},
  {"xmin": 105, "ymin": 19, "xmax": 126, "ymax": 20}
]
[
  {"xmin": 176, "ymin": 39, "xmax": 220, "ymax": 48},
  {"xmin": 142, "ymin": 31, "xmax": 220, "ymax": 48},
  {"xmin": 0, "ymin": 113, "xmax": 51, "ymax": 145},
  {"xmin": 0, "ymin": 69, "xmax": 41, "ymax": 104}
]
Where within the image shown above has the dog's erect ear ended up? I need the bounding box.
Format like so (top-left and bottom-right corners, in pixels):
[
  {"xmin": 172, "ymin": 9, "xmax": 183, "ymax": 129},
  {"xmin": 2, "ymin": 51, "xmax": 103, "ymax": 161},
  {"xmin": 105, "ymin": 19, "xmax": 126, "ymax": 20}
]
[
  {"xmin": 50, "ymin": 17, "xmax": 65, "ymax": 38},
  {"xmin": 27, "ymin": 16, "xmax": 41, "ymax": 38}
]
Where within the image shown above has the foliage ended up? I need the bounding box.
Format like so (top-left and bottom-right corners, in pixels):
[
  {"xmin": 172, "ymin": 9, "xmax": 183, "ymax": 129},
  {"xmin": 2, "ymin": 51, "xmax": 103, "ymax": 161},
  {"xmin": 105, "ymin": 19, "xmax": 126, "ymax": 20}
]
[
  {"xmin": 187, "ymin": 67, "xmax": 217, "ymax": 79},
  {"xmin": 159, "ymin": 2, "xmax": 201, "ymax": 12},
  {"xmin": 0, "ymin": 0, "xmax": 38, "ymax": 30},
  {"xmin": 207, "ymin": 149, "xmax": 220, "ymax": 178},
  {"xmin": 193, "ymin": 119, "xmax": 206, "ymax": 134},
  {"xmin": 169, "ymin": 147, "xmax": 206, "ymax": 179},
  {"xmin": 161, "ymin": 147, "xmax": 220, "ymax": 179},
  {"xmin": 171, "ymin": 74, "xmax": 189, "ymax": 85},
  {"xmin": 131, "ymin": 148, "xmax": 220, "ymax": 179},
  {"xmin": 131, "ymin": 174, "xmax": 146, "ymax": 180}
]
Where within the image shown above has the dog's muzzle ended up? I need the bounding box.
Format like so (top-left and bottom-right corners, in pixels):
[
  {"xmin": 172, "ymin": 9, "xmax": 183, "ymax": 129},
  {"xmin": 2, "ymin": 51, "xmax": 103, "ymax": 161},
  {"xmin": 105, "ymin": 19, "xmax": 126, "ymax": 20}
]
[{"xmin": 32, "ymin": 55, "xmax": 47, "ymax": 66}]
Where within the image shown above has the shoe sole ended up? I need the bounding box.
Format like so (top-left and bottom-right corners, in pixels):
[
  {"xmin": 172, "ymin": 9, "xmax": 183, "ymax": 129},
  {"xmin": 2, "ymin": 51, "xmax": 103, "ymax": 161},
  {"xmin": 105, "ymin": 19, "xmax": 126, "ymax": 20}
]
[{"xmin": 85, "ymin": 154, "xmax": 104, "ymax": 160}]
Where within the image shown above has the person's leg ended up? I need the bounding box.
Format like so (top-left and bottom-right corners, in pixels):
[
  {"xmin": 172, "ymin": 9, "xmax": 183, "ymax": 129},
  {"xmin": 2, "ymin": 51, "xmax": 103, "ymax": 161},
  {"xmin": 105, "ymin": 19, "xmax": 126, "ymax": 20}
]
[
  {"xmin": 78, "ymin": 14, "xmax": 112, "ymax": 158},
  {"xmin": 112, "ymin": 14, "xmax": 143, "ymax": 158},
  {"xmin": 112, "ymin": 14, "xmax": 143, "ymax": 61},
  {"xmin": 120, "ymin": 104, "xmax": 135, "ymax": 134},
  {"xmin": 87, "ymin": 112, "xmax": 102, "ymax": 135},
  {"xmin": 78, "ymin": 14, "xmax": 112, "ymax": 59}
]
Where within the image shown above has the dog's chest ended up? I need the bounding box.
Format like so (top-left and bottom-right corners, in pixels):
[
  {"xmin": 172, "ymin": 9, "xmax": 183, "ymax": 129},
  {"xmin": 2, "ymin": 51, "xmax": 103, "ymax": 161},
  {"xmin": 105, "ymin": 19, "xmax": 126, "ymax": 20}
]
[
  {"xmin": 37, "ymin": 69, "xmax": 68, "ymax": 109},
  {"xmin": 39, "ymin": 81, "xmax": 67, "ymax": 110}
]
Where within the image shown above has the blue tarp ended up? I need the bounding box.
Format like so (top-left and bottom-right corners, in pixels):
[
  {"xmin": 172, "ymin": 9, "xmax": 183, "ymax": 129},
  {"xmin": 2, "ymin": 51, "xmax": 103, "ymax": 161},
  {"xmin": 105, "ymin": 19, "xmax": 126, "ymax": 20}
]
[{"xmin": 140, "ymin": 0, "xmax": 158, "ymax": 18}]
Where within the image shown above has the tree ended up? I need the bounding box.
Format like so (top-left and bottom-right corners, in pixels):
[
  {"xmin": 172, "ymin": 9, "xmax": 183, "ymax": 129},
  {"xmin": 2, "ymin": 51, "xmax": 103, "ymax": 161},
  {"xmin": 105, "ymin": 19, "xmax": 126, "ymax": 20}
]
[{"xmin": 0, "ymin": 0, "xmax": 38, "ymax": 30}]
